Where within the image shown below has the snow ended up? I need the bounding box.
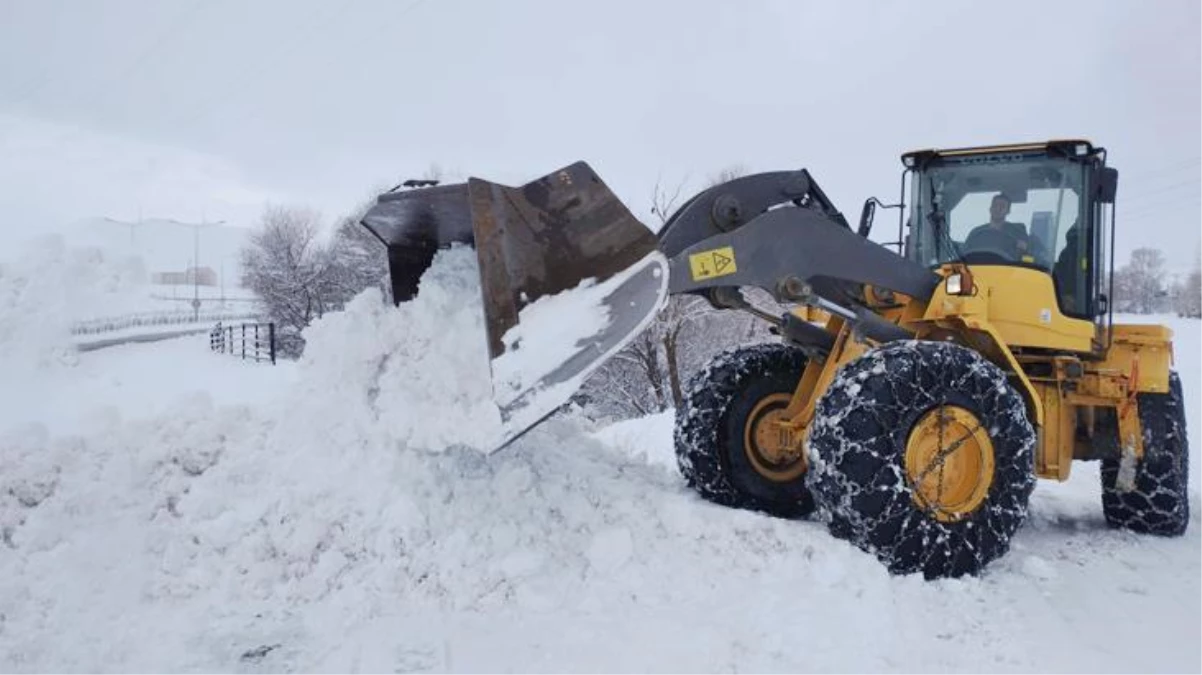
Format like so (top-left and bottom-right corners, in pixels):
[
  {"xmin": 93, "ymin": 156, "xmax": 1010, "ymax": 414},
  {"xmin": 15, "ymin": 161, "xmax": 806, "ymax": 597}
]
[
  {"xmin": 0, "ymin": 334, "xmax": 296, "ymax": 437},
  {"xmin": 0, "ymin": 235, "xmax": 145, "ymax": 369},
  {"xmin": 0, "ymin": 237, "xmax": 1198, "ymax": 672},
  {"xmin": 492, "ymin": 278, "xmax": 611, "ymax": 406},
  {"xmin": 588, "ymin": 409, "xmax": 676, "ymax": 470},
  {"xmin": 295, "ymin": 245, "xmax": 504, "ymax": 452},
  {"xmin": 1, "ymin": 232, "xmax": 262, "ymax": 365},
  {"xmin": 491, "ymin": 251, "xmax": 669, "ymax": 446}
]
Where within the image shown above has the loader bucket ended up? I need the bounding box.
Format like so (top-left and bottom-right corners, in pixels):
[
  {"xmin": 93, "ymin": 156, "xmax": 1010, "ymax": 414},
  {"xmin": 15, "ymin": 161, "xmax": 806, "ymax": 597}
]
[{"xmin": 361, "ymin": 162, "xmax": 668, "ymax": 449}]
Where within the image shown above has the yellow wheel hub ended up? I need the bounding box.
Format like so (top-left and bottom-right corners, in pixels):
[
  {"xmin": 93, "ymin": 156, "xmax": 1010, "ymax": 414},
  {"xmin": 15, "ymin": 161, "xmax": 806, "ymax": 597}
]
[
  {"xmin": 743, "ymin": 393, "xmax": 806, "ymax": 483},
  {"xmin": 904, "ymin": 405, "xmax": 995, "ymax": 523}
]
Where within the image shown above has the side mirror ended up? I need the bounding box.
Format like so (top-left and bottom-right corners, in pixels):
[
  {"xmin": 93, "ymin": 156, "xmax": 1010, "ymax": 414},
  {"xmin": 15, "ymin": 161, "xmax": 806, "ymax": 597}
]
[
  {"xmin": 858, "ymin": 198, "xmax": 877, "ymax": 238},
  {"xmin": 1097, "ymin": 167, "xmax": 1118, "ymax": 203}
]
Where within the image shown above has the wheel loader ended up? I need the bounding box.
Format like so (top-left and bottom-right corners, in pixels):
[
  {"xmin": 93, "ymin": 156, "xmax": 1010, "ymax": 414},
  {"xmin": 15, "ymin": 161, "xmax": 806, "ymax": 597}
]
[{"xmin": 360, "ymin": 139, "xmax": 1190, "ymax": 579}]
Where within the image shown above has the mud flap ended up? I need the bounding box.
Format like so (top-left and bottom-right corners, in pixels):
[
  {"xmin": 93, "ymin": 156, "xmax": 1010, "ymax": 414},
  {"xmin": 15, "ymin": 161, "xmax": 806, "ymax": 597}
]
[{"xmin": 361, "ymin": 162, "xmax": 667, "ymax": 449}]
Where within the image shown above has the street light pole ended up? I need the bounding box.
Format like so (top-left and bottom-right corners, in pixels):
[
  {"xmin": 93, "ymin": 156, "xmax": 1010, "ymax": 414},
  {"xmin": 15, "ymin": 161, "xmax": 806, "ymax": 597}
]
[
  {"xmin": 193, "ymin": 221, "xmax": 200, "ymax": 321},
  {"xmin": 190, "ymin": 217, "xmax": 226, "ymax": 322}
]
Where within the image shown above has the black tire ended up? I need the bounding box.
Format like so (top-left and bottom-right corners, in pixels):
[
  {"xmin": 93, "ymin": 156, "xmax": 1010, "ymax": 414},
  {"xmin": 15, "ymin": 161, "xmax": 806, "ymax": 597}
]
[
  {"xmin": 1101, "ymin": 371, "xmax": 1190, "ymax": 536},
  {"xmin": 675, "ymin": 343, "xmax": 814, "ymax": 518},
  {"xmin": 807, "ymin": 341, "xmax": 1037, "ymax": 579}
]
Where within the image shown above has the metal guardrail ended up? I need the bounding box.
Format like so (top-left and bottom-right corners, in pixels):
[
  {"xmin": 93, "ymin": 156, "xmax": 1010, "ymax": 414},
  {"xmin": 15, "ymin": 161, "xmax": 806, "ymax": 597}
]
[
  {"xmin": 210, "ymin": 321, "xmax": 276, "ymax": 365},
  {"xmin": 72, "ymin": 311, "xmax": 261, "ymax": 336}
]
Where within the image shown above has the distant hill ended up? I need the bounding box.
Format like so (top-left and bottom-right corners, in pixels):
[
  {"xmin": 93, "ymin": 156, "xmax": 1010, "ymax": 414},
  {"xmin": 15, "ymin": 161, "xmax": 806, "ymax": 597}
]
[{"xmin": 68, "ymin": 217, "xmax": 251, "ymax": 287}]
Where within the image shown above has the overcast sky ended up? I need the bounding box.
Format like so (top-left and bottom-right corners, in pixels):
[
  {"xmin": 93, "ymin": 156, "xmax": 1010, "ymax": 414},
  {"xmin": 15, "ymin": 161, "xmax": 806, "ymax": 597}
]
[{"xmin": 0, "ymin": 0, "xmax": 1198, "ymax": 269}]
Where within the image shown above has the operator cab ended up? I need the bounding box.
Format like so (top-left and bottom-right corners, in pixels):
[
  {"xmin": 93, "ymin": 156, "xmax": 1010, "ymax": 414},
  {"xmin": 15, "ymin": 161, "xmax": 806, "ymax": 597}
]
[{"xmin": 899, "ymin": 140, "xmax": 1117, "ymax": 322}]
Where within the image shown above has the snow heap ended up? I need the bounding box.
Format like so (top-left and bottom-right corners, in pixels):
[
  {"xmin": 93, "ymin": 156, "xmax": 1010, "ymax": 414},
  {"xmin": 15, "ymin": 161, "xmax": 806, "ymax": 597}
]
[
  {"xmin": 293, "ymin": 245, "xmax": 504, "ymax": 452},
  {"xmin": 1, "ymin": 245, "xmax": 741, "ymax": 670},
  {"xmin": 0, "ymin": 234, "xmax": 146, "ymax": 369}
]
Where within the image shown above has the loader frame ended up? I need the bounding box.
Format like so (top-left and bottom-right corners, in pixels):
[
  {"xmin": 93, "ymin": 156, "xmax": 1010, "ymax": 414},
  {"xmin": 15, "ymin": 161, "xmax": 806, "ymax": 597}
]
[
  {"xmin": 360, "ymin": 139, "xmax": 1173, "ymax": 485},
  {"xmin": 653, "ymin": 140, "xmax": 1171, "ymax": 484}
]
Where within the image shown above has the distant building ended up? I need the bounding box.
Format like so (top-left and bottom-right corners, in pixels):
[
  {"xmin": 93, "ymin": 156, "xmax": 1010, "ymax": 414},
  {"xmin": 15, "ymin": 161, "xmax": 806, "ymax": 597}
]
[{"xmin": 152, "ymin": 266, "xmax": 218, "ymax": 286}]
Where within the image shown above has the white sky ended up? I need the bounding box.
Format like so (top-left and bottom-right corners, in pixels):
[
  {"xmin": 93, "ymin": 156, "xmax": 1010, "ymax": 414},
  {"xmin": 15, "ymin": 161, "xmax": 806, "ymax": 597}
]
[{"xmin": 0, "ymin": 0, "xmax": 1198, "ymax": 269}]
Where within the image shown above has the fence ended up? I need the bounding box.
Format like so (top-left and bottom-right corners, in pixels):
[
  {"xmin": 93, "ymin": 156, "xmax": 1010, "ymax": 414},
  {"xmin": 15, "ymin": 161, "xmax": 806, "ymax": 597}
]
[{"xmin": 210, "ymin": 321, "xmax": 277, "ymax": 365}]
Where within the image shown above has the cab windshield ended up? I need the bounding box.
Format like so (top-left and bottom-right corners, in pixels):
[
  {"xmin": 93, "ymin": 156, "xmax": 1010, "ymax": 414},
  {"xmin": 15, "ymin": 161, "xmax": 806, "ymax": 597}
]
[{"xmin": 907, "ymin": 154, "xmax": 1092, "ymax": 315}]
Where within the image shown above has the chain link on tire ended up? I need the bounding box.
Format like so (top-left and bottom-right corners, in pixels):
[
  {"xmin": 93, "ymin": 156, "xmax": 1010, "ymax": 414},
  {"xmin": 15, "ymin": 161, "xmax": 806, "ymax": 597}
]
[
  {"xmin": 675, "ymin": 343, "xmax": 814, "ymax": 518},
  {"xmin": 807, "ymin": 341, "xmax": 1036, "ymax": 579},
  {"xmin": 1102, "ymin": 371, "xmax": 1190, "ymax": 536}
]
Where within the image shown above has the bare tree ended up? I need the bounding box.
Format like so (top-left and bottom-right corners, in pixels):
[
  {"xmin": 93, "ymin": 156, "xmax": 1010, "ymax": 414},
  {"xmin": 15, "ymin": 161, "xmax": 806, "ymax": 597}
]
[
  {"xmin": 423, "ymin": 163, "xmax": 445, "ymax": 182},
  {"xmin": 649, "ymin": 175, "xmax": 688, "ymax": 229},
  {"xmin": 707, "ymin": 163, "xmax": 748, "ymax": 188}
]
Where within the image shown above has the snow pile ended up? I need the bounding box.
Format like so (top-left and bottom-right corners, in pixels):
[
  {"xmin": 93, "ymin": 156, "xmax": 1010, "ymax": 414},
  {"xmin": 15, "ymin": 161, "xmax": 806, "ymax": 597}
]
[
  {"xmin": 0, "ymin": 245, "xmax": 1198, "ymax": 671},
  {"xmin": 0, "ymin": 247, "xmax": 877, "ymax": 670},
  {"xmin": 0, "ymin": 234, "xmax": 146, "ymax": 370},
  {"xmin": 294, "ymin": 245, "xmax": 503, "ymax": 452}
]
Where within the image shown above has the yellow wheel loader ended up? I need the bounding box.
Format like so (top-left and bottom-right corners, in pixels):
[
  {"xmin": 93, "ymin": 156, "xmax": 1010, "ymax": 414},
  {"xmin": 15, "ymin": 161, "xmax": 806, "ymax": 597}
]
[{"xmin": 361, "ymin": 139, "xmax": 1189, "ymax": 579}]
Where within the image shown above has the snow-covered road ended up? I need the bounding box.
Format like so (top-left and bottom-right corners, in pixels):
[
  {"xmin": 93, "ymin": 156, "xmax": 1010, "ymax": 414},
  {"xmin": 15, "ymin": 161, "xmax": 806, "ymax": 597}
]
[{"xmin": 1, "ymin": 248, "xmax": 1198, "ymax": 673}]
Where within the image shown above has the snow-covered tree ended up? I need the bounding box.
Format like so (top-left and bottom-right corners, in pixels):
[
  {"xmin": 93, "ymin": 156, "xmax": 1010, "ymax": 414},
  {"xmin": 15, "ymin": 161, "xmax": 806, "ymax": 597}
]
[
  {"xmin": 1113, "ymin": 247, "xmax": 1168, "ymax": 314},
  {"xmin": 240, "ymin": 205, "xmax": 339, "ymax": 358},
  {"xmin": 1169, "ymin": 249, "xmax": 1201, "ymax": 318},
  {"xmin": 239, "ymin": 186, "xmax": 413, "ymax": 358},
  {"xmin": 325, "ymin": 191, "xmax": 392, "ymax": 307}
]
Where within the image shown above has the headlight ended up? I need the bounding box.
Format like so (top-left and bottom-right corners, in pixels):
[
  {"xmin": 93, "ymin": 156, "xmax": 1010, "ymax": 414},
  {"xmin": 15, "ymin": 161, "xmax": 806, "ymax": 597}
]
[{"xmin": 945, "ymin": 270, "xmax": 974, "ymax": 296}]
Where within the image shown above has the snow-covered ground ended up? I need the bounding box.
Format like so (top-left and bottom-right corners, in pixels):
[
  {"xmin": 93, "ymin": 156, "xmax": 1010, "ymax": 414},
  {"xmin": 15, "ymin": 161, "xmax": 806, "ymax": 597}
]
[
  {"xmin": 0, "ymin": 246, "xmax": 1198, "ymax": 673},
  {"xmin": 0, "ymin": 334, "xmax": 296, "ymax": 437}
]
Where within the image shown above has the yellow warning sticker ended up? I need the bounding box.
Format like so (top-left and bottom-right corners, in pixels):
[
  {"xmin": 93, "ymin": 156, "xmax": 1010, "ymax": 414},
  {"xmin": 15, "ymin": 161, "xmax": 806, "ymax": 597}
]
[{"xmin": 688, "ymin": 246, "xmax": 737, "ymax": 281}]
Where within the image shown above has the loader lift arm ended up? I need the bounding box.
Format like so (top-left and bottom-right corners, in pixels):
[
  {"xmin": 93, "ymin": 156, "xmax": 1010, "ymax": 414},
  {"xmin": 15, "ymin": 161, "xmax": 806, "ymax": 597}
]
[
  {"xmin": 649, "ymin": 167, "xmax": 938, "ymax": 344},
  {"xmin": 657, "ymin": 168, "xmax": 850, "ymax": 259}
]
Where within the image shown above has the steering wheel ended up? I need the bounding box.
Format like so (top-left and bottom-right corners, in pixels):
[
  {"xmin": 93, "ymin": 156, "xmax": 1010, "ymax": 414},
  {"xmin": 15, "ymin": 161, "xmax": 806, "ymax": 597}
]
[{"xmin": 961, "ymin": 227, "xmax": 1018, "ymax": 264}]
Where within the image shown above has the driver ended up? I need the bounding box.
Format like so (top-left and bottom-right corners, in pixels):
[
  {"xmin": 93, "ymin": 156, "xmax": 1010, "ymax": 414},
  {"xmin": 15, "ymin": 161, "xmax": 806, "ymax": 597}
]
[{"xmin": 964, "ymin": 194, "xmax": 1034, "ymax": 261}]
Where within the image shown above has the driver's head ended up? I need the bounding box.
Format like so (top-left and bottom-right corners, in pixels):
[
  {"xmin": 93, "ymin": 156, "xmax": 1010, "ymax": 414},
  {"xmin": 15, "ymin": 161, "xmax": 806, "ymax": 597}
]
[{"xmin": 989, "ymin": 194, "xmax": 1011, "ymax": 224}]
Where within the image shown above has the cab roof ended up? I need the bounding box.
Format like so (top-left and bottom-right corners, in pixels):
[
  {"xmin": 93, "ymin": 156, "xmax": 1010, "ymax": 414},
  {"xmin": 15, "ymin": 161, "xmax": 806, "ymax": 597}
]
[{"xmin": 901, "ymin": 139, "xmax": 1099, "ymax": 167}]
